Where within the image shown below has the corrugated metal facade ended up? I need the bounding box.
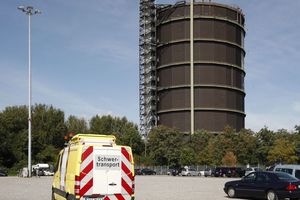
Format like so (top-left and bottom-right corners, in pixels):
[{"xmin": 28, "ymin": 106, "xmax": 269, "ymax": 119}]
[{"xmin": 156, "ymin": 2, "xmax": 246, "ymax": 132}]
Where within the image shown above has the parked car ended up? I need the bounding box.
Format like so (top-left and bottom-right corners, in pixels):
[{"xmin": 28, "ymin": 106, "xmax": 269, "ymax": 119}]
[
  {"xmin": 198, "ymin": 169, "xmax": 205, "ymax": 176},
  {"xmin": 32, "ymin": 169, "xmax": 44, "ymax": 176},
  {"xmin": 244, "ymin": 167, "xmax": 262, "ymax": 176},
  {"xmin": 213, "ymin": 167, "xmax": 229, "ymax": 177},
  {"xmin": 274, "ymin": 164, "xmax": 300, "ymax": 179},
  {"xmin": 204, "ymin": 168, "xmax": 213, "ymax": 177},
  {"xmin": 0, "ymin": 169, "xmax": 7, "ymax": 176},
  {"xmin": 167, "ymin": 168, "xmax": 172, "ymax": 175},
  {"xmin": 226, "ymin": 167, "xmax": 245, "ymax": 177},
  {"xmin": 43, "ymin": 170, "xmax": 54, "ymax": 176},
  {"xmin": 141, "ymin": 168, "xmax": 156, "ymax": 175},
  {"xmin": 224, "ymin": 171, "xmax": 300, "ymax": 200},
  {"xmin": 181, "ymin": 168, "xmax": 201, "ymax": 176},
  {"xmin": 266, "ymin": 165, "xmax": 276, "ymax": 171},
  {"xmin": 134, "ymin": 168, "xmax": 142, "ymax": 175},
  {"xmin": 168, "ymin": 168, "xmax": 183, "ymax": 176}
]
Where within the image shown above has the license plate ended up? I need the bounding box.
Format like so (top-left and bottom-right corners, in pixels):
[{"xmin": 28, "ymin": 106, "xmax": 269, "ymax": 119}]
[{"xmin": 298, "ymin": 185, "xmax": 300, "ymax": 189}]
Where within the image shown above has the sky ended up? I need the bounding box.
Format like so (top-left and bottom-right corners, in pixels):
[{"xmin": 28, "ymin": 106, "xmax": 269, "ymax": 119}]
[{"xmin": 0, "ymin": 0, "xmax": 299, "ymax": 132}]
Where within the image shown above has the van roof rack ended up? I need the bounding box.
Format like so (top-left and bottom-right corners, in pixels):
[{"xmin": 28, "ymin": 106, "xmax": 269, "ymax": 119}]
[{"xmin": 69, "ymin": 134, "xmax": 116, "ymax": 145}]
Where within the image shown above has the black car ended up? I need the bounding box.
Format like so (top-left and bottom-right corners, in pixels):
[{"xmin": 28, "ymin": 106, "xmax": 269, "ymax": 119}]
[
  {"xmin": 0, "ymin": 169, "xmax": 8, "ymax": 176},
  {"xmin": 213, "ymin": 167, "xmax": 229, "ymax": 177},
  {"xmin": 224, "ymin": 171, "xmax": 300, "ymax": 200},
  {"xmin": 169, "ymin": 168, "xmax": 184, "ymax": 176},
  {"xmin": 141, "ymin": 168, "xmax": 156, "ymax": 175},
  {"xmin": 134, "ymin": 168, "xmax": 142, "ymax": 175},
  {"xmin": 226, "ymin": 167, "xmax": 245, "ymax": 177}
]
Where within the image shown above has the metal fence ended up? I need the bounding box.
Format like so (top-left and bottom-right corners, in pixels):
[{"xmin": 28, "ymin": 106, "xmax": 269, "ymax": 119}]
[
  {"xmin": 135, "ymin": 165, "xmax": 266, "ymax": 175},
  {"xmin": 134, "ymin": 165, "xmax": 214, "ymax": 175}
]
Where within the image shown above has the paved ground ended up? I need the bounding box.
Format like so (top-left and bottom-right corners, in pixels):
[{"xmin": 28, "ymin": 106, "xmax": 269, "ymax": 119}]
[
  {"xmin": 0, "ymin": 176, "xmax": 52, "ymax": 200},
  {"xmin": 0, "ymin": 176, "xmax": 247, "ymax": 200},
  {"xmin": 135, "ymin": 176, "xmax": 246, "ymax": 200}
]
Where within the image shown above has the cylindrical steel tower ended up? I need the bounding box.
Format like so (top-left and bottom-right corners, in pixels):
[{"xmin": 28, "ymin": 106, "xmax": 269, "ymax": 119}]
[{"xmin": 156, "ymin": 1, "xmax": 246, "ymax": 132}]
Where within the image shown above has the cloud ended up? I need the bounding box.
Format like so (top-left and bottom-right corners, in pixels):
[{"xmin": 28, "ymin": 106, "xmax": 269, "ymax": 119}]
[
  {"xmin": 0, "ymin": 64, "xmax": 123, "ymax": 120},
  {"xmin": 70, "ymin": 38, "xmax": 138, "ymax": 66},
  {"xmin": 293, "ymin": 102, "xmax": 300, "ymax": 112},
  {"xmin": 246, "ymin": 112, "xmax": 298, "ymax": 132}
]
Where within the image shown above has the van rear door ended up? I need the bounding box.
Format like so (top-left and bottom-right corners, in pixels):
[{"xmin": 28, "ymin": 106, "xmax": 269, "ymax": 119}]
[
  {"xmin": 94, "ymin": 147, "xmax": 121, "ymax": 194},
  {"xmin": 79, "ymin": 146, "xmax": 133, "ymax": 199}
]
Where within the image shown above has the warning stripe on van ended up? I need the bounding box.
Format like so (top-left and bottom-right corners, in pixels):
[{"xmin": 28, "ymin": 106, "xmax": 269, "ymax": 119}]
[
  {"xmin": 79, "ymin": 146, "xmax": 94, "ymax": 197},
  {"xmin": 121, "ymin": 147, "xmax": 133, "ymax": 196}
]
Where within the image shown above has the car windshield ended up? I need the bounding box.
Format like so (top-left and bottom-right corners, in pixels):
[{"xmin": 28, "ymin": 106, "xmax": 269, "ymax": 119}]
[{"xmin": 275, "ymin": 172, "xmax": 298, "ymax": 181}]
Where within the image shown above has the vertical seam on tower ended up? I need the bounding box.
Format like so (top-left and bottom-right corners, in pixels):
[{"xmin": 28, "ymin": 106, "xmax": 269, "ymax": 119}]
[{"xmin": 190, "ymin": 0, "xmax": 194, "ymax": 135}]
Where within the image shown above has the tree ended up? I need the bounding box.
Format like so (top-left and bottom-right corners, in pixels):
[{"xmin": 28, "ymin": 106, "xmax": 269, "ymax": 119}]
[
  {"xmin": 0, "ymin": 104, "xmax": 67, "ymax": 170},
  {"xmin": 208, "ymin": 130, "xmax": 236, "ymax": 166},
  {"xmin": 295, "ymin": 125, "xmax": 300, "ymax": 134},
  {"xmin": 90, "ymin": 115, "xmax": 143, "ymax": 155},
  {"xmin": 147, "ymin": 126, "xmax": 185, "ymax": 167},
  {"xmin": 197, "ymin": 139, "xmax": 216, "ymax": 166},
  {"xmin": 118, "ymin": 125, "xmax": 144, "ymax": 156},
  {"xmin": 90, "ymin": 115, "xmax": 114, "ymax": 134},
  {"xmin": 255, "ymin": 127, "xmax": 276, "ymax": 164},
  {"xmin": 66, "ymin": 115, "xmax": 88, "ymax": 134},
  {"xmin": 179, "ymin": 147, "xmax": 196, "ymax": 166},
  {"xmin": 35, "ymin": 145, "xmax": 59, "ymax": 164},
  {"xmin": 190, "ymin": 130, "xmax": 210, "ymax": 153},
  {"xmin": 267, "ymin": 139, "xmax": 298, "ymax": 164},
  {"xmin": 234, "ymin": 129, "xmax": 258, "ymax": 165},
  {"xmin": 0, "ymin": 106, "xmax": 28, "ymax": 169},
  {"xmin": 222, "ymin": 151, "xmax": 237, "ymax": 167},
  {"xmin": 31, "ymin": 104, "xmax": 67, "ymax": 149}
]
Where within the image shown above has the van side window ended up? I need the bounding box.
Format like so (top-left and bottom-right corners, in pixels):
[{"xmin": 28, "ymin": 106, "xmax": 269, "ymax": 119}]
[
  {"xmin": 282, "ymin": 168, "xmax": 293, "ymax": 175},
  {"xmin": 275, "ymin": 168, "xmax": 281, "ymax": 172},
  {"xmin": 54, "ymin": 154, "xmax": 62, "ymax": 173},
  {"xmin": 295, "ymin": 170, "xmax": 300, "ymax": 179}
]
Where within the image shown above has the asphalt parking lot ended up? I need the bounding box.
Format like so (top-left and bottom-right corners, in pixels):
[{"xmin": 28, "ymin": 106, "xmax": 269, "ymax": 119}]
[{"xmin": 0, "ymin": 176, "xmax": 247, "ymax": 200}]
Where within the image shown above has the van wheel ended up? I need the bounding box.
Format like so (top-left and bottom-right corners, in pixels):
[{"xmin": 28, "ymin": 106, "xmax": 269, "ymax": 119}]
[
  {"xmin": 66, "ymin": 194, "xmax": 73, "ymax": 200},
  {"xmin": 51, "ymin": 191, "xmax": 56, "ymax": 200},
  {"xmin": 266, "ymin": 190, "xmax": 278, "ymax": 200}
]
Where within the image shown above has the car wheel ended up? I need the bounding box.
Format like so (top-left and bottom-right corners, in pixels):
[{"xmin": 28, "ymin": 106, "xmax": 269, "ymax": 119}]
[
  {"xmin": 198, "ymin": 173, "xmax": 201, "ymax": 176},
  {"xmin": 227, "ymin": 187, "xmax": 235, "ymax": 198},
  {"xmin": 187, "ymin": 173, "xmax": 191, "ymax": 176},
  {"xmin": 266, "ymin": 190, "xmax": 278, "ymax": 200}
]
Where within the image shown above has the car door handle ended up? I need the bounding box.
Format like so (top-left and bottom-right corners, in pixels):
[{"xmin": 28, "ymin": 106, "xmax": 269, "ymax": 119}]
[{"xmin": 109, "ymin": 182, "xmax": 117, "ymax": 186}]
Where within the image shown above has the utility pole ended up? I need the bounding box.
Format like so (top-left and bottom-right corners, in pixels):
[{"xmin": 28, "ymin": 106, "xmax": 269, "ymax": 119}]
[{"xmin": 17, "ymin": 5, "xmax": 41, "ymax": 177}]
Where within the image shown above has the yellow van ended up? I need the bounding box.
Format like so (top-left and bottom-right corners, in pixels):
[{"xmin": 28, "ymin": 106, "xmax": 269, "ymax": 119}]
[{"xmin": 52, "ymin": 134, "xmax": 135, "ymax": 200}]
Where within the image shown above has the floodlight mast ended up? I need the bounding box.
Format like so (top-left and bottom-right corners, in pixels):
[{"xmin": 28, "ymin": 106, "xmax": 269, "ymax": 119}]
[{"xmin": 17, "ymin": 5, "xmax": 41, "ymax": 178}]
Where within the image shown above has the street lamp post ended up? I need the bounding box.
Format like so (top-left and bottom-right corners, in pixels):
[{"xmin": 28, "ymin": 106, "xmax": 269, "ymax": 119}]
[{"xmin": 17, "ymin": 5, "xmax": 41, "ymax": 177}]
